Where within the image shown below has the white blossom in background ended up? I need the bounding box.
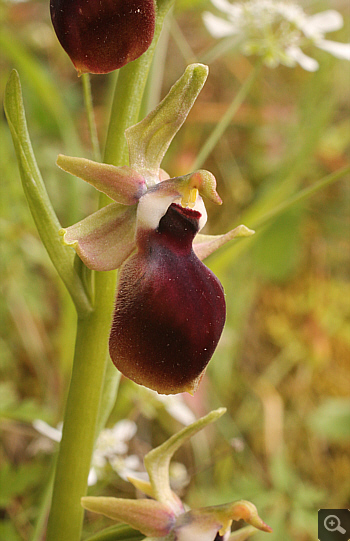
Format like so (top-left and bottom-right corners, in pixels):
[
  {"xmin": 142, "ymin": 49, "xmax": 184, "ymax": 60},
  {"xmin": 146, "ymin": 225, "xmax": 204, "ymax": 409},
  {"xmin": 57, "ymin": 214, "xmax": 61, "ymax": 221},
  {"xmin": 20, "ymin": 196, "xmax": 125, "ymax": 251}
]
[
  {"xmin": 150, "ymin": 391, "xmax": 197, "ymax": 425},
  {"xmin": 33, "ymin": 419, "xmax": 140, "ymax": 485},
  {"xmin": 203, "ymin": 0, "xmax": 350, "ymax": 71},
  {"xmin": 33, "ymin": 418, "xmax": 189, "ymax": 488},
  {"xmin": 33, "ymin": 419, "xmax": 62, "ymax": 442},
  {"xmin": 88, "ymin": 419, "xmax": 138, "ymax": 485}
]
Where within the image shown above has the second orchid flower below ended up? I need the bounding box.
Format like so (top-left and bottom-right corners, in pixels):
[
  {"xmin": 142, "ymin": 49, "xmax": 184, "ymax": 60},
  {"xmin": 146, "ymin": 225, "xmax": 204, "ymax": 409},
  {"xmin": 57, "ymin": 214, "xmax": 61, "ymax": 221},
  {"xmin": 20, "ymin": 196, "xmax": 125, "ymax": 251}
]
[
  {"xmin": 82, "ymin": 409, "xmax": 272, "ymax": 540},
  {"xmin": 58, "ymin": 64, "xmax": 254, "ymax": 394}
]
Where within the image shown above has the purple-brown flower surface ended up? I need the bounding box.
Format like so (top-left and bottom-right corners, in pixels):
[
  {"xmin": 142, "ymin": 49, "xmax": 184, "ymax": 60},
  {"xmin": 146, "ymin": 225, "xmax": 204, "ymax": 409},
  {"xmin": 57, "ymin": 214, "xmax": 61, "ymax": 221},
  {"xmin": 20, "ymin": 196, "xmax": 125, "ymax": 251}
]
[
  {"xmin": 50, "ymin": 0, "xmax": 156, "ymax": 74},
  {"xmin": 58, "ymin": 65, "xmax": 254, "ymax": 394},
  {"xmin": 110, "ymin": 195, "xmax": 226, "ymax": 394}
]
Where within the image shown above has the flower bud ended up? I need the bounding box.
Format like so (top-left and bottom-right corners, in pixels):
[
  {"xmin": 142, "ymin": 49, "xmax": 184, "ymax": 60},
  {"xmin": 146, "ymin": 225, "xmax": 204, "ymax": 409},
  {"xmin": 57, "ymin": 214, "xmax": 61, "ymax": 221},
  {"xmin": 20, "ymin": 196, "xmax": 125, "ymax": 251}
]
[{"xmin": 50, "ymin": 0, "xmax": 156, "ymax": 74}]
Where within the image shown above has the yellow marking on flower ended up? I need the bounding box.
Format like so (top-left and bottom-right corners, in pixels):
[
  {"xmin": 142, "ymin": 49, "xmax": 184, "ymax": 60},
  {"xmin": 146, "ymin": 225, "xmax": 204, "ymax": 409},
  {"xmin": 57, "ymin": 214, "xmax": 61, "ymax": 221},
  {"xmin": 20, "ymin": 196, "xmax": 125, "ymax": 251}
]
[
  {"xmin": 219, "ymin": 519, "xmax": 232, "ymax": 536},
  {"xmin": 59, "ymin": 227, "xmax": 78, "ymax": 248},
  {"xmin": 181, "ymin": 187, "xmax": 199, "ymax": 208}
]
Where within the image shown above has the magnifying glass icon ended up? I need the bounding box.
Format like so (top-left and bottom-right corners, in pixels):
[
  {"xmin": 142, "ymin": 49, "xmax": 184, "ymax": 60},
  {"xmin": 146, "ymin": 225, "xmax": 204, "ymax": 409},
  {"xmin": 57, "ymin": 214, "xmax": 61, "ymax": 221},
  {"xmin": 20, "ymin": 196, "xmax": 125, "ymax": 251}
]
[{"xmin": 324, "ymin": 515, "xmax": 346, "ymax": 534}]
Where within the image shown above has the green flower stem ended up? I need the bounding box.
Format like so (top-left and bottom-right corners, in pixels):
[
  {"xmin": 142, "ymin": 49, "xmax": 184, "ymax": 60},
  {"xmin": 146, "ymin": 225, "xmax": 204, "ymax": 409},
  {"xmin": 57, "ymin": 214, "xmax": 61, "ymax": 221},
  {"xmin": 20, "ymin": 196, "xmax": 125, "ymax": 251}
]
[
  {"xmin": 104, "ymin": 0, "xmax": 175, "ymax": 167},
  {"xmin": 191, "ymin": 62, "xmax": 261, "ymax": 170},
  {"xmin": 46, "ymin": 2, "xmax": 174, "ymax": 540},
  {"xmin": 82, "ymin": 73, "xmax": 101, "ymax": 162},
  {"xmin": 46, "ymin": 271, "xmax": 116, "ymax": 541},
  {"xmin": 141, "ymin": 12, "xmax": 171, "ymax": 118}
]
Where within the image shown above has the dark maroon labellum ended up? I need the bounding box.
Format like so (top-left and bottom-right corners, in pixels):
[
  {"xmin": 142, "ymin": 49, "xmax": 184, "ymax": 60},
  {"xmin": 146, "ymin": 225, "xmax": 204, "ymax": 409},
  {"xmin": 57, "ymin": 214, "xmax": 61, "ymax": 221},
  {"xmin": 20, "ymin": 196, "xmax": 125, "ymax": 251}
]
[
  {"xmin": 109, "ymin": 204, "xmax": 226, "ymax": 394},
  {"xmin": 50, "ymin": 0, "xmax": 156, "ymax": 74}
]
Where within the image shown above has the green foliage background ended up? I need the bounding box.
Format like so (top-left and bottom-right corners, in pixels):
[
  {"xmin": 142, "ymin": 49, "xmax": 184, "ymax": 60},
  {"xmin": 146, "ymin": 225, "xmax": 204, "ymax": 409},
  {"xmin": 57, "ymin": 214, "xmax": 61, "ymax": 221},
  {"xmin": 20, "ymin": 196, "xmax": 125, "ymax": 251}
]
[{"xmin": 0, "ymin": 0, "xmax": 349, "ymax": 540}]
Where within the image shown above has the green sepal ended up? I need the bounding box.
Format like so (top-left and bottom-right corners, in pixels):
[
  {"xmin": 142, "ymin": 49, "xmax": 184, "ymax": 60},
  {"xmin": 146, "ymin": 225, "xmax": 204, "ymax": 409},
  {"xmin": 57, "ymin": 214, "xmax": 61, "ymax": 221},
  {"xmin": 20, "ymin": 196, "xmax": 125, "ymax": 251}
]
[
  {"xmin": 4, "ymin": 70, "xmax": 92, "ymax": 315},
  {"xmin": 194, "ymin": 225, "xmax": 255, "ymax": 261},
  {"xmin": 57, "ymin": 155, "xmax": 147, "ymax": 205},
  {"xmin": 60, "ymin": 203, "xmax": 137, "ymax": 272},
  {"xmin": 144, "ymin": 408, "xmax": 226, "ymax": 512},
  {"xmin": 81, "ymin": 497, "xmax": 174, "ymax": 537},
  {"xmin": 126, "ymin": 63, "xmax": 209, "ymax": 185}
]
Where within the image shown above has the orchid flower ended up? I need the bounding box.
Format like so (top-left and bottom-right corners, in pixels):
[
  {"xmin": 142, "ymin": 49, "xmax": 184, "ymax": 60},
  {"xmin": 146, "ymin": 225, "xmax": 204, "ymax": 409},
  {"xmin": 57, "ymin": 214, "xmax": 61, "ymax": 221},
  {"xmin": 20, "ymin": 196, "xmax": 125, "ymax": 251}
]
[
  {"xmin": 58, "ymin": 64, "xmax": 254, "ymax": 395},
  {"xmin": 82, "ymin": 408, "xmax": 272, "ymax": 540},
  {"xmin": 203, "ymin": 0, "xmax": 350, "ymax": 71}
]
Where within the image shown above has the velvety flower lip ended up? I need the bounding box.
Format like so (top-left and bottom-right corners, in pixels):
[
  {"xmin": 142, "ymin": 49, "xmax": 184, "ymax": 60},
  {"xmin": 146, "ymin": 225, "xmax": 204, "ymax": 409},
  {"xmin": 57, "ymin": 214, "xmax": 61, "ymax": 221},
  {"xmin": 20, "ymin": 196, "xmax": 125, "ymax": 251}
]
[
  {"xmin": 50, "ymin": 0, "xmax": 156, "ymax": 74},
  {"xmin": 203, "ymin": 0, "xmax": 350, "ymax": 71},
  {"xmin": 109, "ymin": 201, "xmax": 227, "ymax": 395},
  {"xmin": 82, "ymin": 409, "xmax": 272, "ymax": 540},
  {"xmin": 58, "ymin": 64, "xmax": 255, "ymax": 394}
]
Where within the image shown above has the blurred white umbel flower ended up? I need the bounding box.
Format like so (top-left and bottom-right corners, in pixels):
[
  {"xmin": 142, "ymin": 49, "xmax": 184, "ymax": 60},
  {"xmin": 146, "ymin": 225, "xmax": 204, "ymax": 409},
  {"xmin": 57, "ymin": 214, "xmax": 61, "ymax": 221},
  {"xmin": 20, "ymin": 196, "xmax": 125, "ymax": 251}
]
[
  {"xmin": 147, "ymin": 390, "xmax": 197, "ymax": 425},
  {"xmin": 33, "ymin": 419, "xmax": 139, "ymax": 485},
  {"xmin": 89, "ymin": 419, "xmax": 139, "ymax": 485},
  {"xmin": 203, "ymin": 0, "xmax": 350, "ymax": 71},
  {"xmin": 33, "ymin": 418, "xmax": 188, "ymax": 488}
]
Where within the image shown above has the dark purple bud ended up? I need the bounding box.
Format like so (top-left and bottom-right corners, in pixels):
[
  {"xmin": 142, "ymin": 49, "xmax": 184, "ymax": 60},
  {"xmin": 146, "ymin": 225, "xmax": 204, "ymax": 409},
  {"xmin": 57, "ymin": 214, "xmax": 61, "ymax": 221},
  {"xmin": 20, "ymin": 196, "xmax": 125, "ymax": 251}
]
[
  {"xmin": 109, "ymin": 203, "xmax": 226, "ymax": 395},
  {"xmin": 50, "ymin": 0, "xmax": 156, "ymax": 74}
]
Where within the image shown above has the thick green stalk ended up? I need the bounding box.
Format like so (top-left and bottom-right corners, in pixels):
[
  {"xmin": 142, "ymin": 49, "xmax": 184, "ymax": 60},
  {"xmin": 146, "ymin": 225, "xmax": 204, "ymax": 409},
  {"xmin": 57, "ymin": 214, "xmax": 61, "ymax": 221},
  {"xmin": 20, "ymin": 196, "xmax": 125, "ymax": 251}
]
[
  {"xmin": 46, "ymin": 271, "xmax": 116, "ymax": 541},
  {"xmin": 191, "ymin": 63, "xmax": 261, "ymax": 170},
  {"xmin": 104, "ymin": 0, "xmax": 174, "ymax": 166},
  {"xmin": 46, "ymin": 2, "xmax": 174, "ymax": 540}
]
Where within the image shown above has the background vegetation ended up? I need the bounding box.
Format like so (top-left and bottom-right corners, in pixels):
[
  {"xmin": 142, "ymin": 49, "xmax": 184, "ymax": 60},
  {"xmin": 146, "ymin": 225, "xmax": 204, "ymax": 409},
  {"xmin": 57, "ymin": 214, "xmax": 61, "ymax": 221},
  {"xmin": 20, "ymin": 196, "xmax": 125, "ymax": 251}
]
[{"xmin": 0, "ymin": 0, "xmax": 349, "ymax": 539}]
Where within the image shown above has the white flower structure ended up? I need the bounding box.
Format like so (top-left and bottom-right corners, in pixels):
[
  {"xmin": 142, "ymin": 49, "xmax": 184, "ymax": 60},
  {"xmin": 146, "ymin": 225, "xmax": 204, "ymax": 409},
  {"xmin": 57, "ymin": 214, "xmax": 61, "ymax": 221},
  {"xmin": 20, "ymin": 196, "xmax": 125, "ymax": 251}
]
[
  {"xmin": 88, "ymin": 419, "xmax": 139, "ymax": 485},
  {"xmin": 33, "ymin": 419, "xmax": 140, "ymax": 485},
  {"xmin": 146, "ymin": 390, "xmax": 197, "ymax": 425},
  {"xmin": 203, "ymin": 0, "xmax": 350, "ymax": 71}
]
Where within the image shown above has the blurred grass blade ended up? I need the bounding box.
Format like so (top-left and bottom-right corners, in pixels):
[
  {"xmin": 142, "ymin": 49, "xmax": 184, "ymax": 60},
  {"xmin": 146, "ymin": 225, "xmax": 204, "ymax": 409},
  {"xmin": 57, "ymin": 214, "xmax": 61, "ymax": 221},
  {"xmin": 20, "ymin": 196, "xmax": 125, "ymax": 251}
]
[
  {"xmin": 191, "ymin": 62, "xmax": 261, "ymax": 170},
  {"xmin": 199, "ymin": 35, "xmax": 241, "ymax": 65},
  {"xmin": 253, "ymin": 164, "xmax": 350, "ymax": 229},
  {"xmin": 308, "ymin": 398, "xmax": 350, "ymax": 441},
  {"xmin": 210, "ymin": 164, "xmax": 350, "ymax": 274},
  {"xmin": 31, "ymin": 458, "xmax": 56, "ymax": 541},
  {"xmin": 4, "ymin": 70, "xmax": 92, "ymax": 315},
  {"xmin": 0, "ymin": 28, "xmax": 81, "ymax": 153}
]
